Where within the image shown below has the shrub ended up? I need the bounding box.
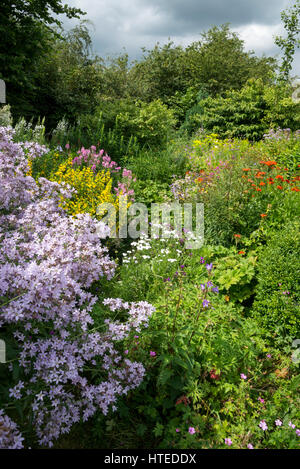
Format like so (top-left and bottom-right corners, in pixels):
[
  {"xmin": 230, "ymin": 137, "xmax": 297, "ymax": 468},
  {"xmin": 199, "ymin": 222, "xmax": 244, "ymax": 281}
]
[
  {"xmin": 252, "ymin": 222, "xmax": 300, "ymax": 339},
  {"xmin": 117, "ymin": 99, "xmax": 177, "ymax": 147},
  {"xmin": 185, "ymin": 79, "xmax": 300, "ymax": 141}
]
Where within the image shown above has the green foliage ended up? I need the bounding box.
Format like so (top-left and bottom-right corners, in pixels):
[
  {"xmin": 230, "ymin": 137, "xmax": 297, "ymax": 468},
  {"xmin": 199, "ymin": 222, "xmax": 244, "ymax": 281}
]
[
  {"xmin": 132, "ymin": 180, "xmax": 171, "ymax": 205},
  {"xmin": 116, "ymin": 99, "xmax": 177, "ymax": 147},
  {"xmin": 256, "ymin": 128, "xmax": 300, "ymax": 171},
  {"xmin": 30, "ymin": 148, "xmax": 68, "ymax": 180},
  {"xmin": 275, "ymin": 0, "xmax": 300, "ymax": 81},
  {"xmin": 166, "ymin": 87, "xmax": 200, "ymax": 125},
  {"xmin": 252, "ymin": 222, "xmax": 300, "ymax": 339},
  {"xmin": 128, "ymin": 41, "xmax": 188, "ymax": 103},
  {"xmin": 0, "ymin": 0, "xmax": 84, "ymax": 120},
  {"xmin": 213, "ymin": 252, "xmax": 257, "ymax": 303},
  {"xmin": 184, "ymin": 24, "xmax": 276, "ymax": 97},
  {"xmin": 94, "ymin": 237, "xmax": 299, "ymax": 449},
  {"xmin": 0, "ymin": 105, "xmax": 13, "ymax": 127},
  {"xmin": 129, "ymin": 26, "xmax": 276, "ymax": 105},
  {"xmin": 123, "ymin": 136, "xmax": 187, "ymax": 185},
  {"xmin": 187, "ymin": 79, "xmax": 300, "ymax": 140},
  {"xmin": 50, "ymin": 112, "xmax": 140, "ymax": 164},
  {"xmin": 34, "ymin": 22, "xmax": 101, "ymax": 129}
]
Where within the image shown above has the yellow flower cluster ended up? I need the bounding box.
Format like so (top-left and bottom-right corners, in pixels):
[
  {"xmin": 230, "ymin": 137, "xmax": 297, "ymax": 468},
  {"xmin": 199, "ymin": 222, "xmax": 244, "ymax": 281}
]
[
  {"xmin": 51, "ymin": 158, "xmax": 120, "ymax": 219},
  {"xmin": 26, "ymin": 159, "xmax": 33, "ymax": 177},
  {"xmin": 192, "ymin": 133, "xmax": 233, "ymax": 154}
]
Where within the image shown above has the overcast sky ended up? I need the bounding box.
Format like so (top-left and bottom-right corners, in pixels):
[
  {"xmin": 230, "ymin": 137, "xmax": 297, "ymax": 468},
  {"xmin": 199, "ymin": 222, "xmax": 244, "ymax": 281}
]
[{"xmin": 64, "ymin": 0, "xmax": 300, "ymax": 76}]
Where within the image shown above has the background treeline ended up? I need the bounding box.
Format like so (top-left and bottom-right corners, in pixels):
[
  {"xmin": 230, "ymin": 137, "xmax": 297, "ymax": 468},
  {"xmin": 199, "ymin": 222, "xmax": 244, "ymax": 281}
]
[{"xmin": 0, "ymin": 1, "xmax": 299, "ymax": 156}]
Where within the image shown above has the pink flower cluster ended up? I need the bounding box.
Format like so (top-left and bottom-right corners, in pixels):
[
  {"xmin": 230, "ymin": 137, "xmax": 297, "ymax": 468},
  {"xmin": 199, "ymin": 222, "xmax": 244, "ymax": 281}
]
[
  {"xmin": 0, "ymin": 128, "xmax": 153, "ymax": 447},
  {"xmin": 72, "ymin": 145, "xmax": 121, "ymax": 172},
  {"xmin": 71, "ymin": 146, "xmax": 136, "ymax": 200}
]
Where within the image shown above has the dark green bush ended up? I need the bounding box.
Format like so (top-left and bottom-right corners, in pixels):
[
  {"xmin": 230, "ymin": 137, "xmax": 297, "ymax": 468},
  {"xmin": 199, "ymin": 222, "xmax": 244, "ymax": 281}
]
[
  {"xmin": 252, "ymin": 222, "xmax": 300, "ymax": 338},
  {"xmin": 184, "ymin": 79, "xmax": 300, "ymax": 140}
]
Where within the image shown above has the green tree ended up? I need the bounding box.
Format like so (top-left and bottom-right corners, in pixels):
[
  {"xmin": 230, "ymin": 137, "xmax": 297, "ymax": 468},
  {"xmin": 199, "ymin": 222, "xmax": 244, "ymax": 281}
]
[
  {"xmin": 129, "ymin": 25, "xmax": 276, "ymax": 106},
  {"xmin": 128, "ymin": 41, "xmax": 187, "ymax": 103},
  {"xmin": 34, "ymin": 21, "xmax": 101, "ymax": 128},
  {"xmin": 0, "ymin": 0, "xmax": 85, "ymax": 119},
  {"xmin": 185, "ymin": 24, "xmax": 277, "ymax": 97},
  {"xmin": 275, "ymin": 0, "xmax": 300, "ymax": 81}
]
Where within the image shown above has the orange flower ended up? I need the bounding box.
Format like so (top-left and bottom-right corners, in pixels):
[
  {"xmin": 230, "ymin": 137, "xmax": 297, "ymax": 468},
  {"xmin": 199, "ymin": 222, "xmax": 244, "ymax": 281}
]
[
  {"xmin": 238, "ymin": 250, "xmax": 245, "ymax": 255},
  {"xmin": 275, "ymin": 175, "xmax": 284, "ymax": 181},
  {"xmin": 234, "ymin": 234, "xmax": 241, "ymax": 238},
  {"xmin": 260, "ymin": 161, "xmax": 277, "ymax": 167},
  {"xmin": 277, "ymin": 185, "xmax": 283, "ymax": 190},
  {"xmin": 260, "ymin": 214, "xmax": 267, "ymax": 218},
  {"xmin": 291, "ymin": 187, "xmax": 300, "ymax": 192},
  {"xmin": 256, "ymin": 188, "xmax": 262, "ymax": 191},
  {"xmin": 259, "ymin": 181, "xmax": 265, "ymax": 186},
  {"xmin": 243, "ymin": 168, "xmax": 251, "ymax": 172}
]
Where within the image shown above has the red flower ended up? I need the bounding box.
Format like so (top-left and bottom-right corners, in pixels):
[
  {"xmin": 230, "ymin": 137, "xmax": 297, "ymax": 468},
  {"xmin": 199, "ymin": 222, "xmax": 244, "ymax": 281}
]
[
  {"xmin": 260, "ymin": 214, "xmax": 267, "ymax": 218},
  {"xmin": 277, "ymin": 185, "xmax": 283, "ymax": 190},
  {"xmin": 238, "ymin": 250, "xmax": 245, "ymax": 255},
  {"xmin": 210, "ymin": 369, "xmax": 221, "ymax": 380}
]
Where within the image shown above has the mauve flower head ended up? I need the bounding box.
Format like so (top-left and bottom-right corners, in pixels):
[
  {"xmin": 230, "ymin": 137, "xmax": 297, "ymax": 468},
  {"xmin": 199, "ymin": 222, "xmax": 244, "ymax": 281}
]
[
  {"xmin": 0, "ymin": 410, "xmax": 24, "ymax": 449},
  {"xmin": 150, "ymin": 351, "xmax": 156, "ymax": 357},
  {"xmin": 225, "ymin": 438, "xmax": 232, "ymax": 446},
  {"xmin": 275, "ymin": 419, "xmax": 282, "ymax": 426},
  {"xmin": 259, "ymin": 420, "xmax": 268, "ymax": 431},
  {"xmin": 188, "ymin": 427, "xmax": 196, "ymax": 435},
  {"xmin": 240, "ymin": 373, "xmax": 247, "ymax": 380}
]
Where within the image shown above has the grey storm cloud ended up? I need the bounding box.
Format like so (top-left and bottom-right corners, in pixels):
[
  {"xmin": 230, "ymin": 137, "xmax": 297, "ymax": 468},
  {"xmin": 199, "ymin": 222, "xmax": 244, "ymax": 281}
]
[
  {"xmin": 135, "ymin": 0, "xmax": 287, "ymax": 34},
  {"xmin": 64, "ymin": 0, "xmax": 299, "ymax": 74}
]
